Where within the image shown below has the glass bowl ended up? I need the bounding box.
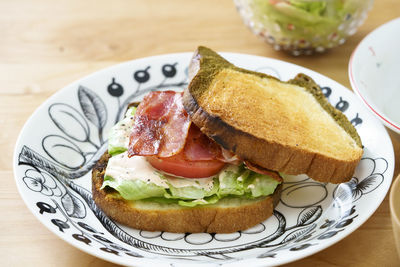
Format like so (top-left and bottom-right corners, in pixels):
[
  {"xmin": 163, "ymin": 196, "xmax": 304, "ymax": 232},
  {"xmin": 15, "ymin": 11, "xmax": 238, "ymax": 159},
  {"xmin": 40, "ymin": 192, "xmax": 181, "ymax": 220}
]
[{"xmin": 234, "ymin": 0, "xmax": 373, "ymax": 55}]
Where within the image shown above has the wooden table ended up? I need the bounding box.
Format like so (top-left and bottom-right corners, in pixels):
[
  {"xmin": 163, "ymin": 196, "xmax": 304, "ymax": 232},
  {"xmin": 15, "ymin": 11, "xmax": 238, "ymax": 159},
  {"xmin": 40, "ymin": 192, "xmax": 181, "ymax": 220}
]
[{"xmin": 1, "ymin": 0, "xmax": 399, "ymax": 266}]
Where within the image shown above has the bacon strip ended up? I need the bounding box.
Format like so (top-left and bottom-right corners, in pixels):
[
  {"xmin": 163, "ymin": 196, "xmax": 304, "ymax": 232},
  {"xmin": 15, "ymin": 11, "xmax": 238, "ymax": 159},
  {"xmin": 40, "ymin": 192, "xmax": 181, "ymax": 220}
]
[
  {"xmin": 128, "ymin": 91, "xmax": 191, "ymax": 157},
  {"xmin": 244, "ymin": 161, "xmax": 283, "ymax": 182}
]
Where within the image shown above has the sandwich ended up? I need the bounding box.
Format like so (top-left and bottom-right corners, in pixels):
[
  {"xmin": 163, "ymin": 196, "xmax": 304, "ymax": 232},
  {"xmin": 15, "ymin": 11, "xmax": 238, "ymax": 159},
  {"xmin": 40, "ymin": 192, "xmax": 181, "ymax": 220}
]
[{"xmin": 92, "ymin": 46, "xmax": 363, "ymax": 233}]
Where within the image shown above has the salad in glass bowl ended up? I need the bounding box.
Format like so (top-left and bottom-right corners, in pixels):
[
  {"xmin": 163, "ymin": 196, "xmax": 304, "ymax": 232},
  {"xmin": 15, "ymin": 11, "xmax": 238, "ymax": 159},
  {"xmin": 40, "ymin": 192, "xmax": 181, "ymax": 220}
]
[{"xmin": 234, "ymin": 0, "xmax": 373, "ymax": 55}]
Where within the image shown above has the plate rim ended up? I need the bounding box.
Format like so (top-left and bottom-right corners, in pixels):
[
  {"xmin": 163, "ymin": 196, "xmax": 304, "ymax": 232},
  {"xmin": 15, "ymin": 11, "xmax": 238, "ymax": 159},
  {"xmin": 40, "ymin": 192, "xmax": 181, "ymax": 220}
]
[{"xmin": 13, "ymin": 51, "xmax": 395, "ymax": 267}]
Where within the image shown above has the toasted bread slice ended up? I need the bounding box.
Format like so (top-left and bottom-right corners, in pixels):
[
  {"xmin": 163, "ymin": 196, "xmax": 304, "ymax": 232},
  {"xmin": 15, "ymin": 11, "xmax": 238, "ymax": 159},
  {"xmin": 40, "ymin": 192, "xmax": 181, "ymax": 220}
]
[
  {"xmin": 92, "ymin": 152, "xmax": 282, "ymax": 233},
  {"xmin": 183, "ymin": 46, "xmax": 363, "ymax": 183}
]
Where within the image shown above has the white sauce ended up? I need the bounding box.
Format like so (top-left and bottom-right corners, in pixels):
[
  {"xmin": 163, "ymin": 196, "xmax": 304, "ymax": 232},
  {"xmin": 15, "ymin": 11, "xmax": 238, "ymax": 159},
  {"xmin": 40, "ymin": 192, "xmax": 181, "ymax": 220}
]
[
  {"xmin": 105, "ymin": 151, "xmax": 215, "ymax": 190},
  {"xmin": 105, "ymin": 152, "xmax": 168, "ymax": 188},
  {"xmin": 108, "ymin": 108, "xmax": 135, "ymax": 150},
  {"xmin": 166, "ymin": 175, "xmax": 215, "ymax": 191}
]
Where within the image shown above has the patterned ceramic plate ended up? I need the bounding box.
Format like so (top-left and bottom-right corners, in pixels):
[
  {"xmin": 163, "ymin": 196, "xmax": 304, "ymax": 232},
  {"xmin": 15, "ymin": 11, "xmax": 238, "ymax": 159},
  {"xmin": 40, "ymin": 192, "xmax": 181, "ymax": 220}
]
[{"xmin": 13, "ymin": 52, "xmax": 394, "ymax": 266}]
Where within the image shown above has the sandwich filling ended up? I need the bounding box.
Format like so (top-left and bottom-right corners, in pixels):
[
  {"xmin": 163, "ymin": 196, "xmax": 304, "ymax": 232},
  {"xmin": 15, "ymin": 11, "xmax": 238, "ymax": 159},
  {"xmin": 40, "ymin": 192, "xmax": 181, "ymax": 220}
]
[{"xmin": 102, "ymin": 91, "xmax": 281, "ymax": 207}]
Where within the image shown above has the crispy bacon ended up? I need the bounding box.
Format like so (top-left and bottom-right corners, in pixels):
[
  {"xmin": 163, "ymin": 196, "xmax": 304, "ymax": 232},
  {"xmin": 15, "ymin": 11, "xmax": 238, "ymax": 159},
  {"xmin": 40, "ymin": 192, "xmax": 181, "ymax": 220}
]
[
  {"xmin": 244, "ymin": 161, "xmax": 283, "ymax": 182},
  {"xmin": 128, "ymin": 91, "xmax": 223, "ymax": 161},
  {"xmin": 128, "ymin": 91, "xmax": 191, "ymax": 157}
]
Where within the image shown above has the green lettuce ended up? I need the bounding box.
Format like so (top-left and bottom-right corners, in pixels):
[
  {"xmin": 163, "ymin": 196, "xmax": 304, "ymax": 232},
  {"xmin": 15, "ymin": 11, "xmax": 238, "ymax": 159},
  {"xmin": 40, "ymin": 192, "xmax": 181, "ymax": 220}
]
[
  {"xmin": 218, "ymin": 165, "xmax": 249, "ymax": 196},
  {"xmin": 102, "ymin": 175, "xmax": 166, "ymax": 200},
  {"xmin": 165, "ymin": 179, "xmax": 219, "ymax": 200},
  {"xmin": 245, "ymin": 172, "xmax": 281, "ymax": 198},
  {"xmin": 140, "ymin": 195, "xmax": 220, "ymax": 207},
  {"xmin": 108, "ymin": 146, "xmax": 128, "ymax": 157},
  {"xmin": 178, "ymin": 195, "xmax": 220, "ymax": 207},
  {"xmin": 102, "ymin": 164, "xmax": 281, "ymax": 207}
]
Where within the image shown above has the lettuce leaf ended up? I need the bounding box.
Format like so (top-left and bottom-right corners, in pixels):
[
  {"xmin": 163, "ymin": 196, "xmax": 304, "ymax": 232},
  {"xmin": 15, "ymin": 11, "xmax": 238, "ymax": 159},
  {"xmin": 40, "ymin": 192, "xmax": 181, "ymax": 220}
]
[
  {"xmin": 108, "ymin": 146, "xmax": 128, "ymax": 157},
  {"xmin": 245, "ymin": 172, "xmax": 281, "ymax": 198},
  {"xmin": 219, "ymin": 165, "xmax": 280, "ymax": 198},
  {"xmin": 102, "ymin": 175, "xmax": 166, "ymax": 200},
  {"xmin": 178, "ymin": 195, "xmax": 220, "ymax": 207},
  {"xmin": 165, "ymin": 178, "xmax": 219, "ymax": 200},
  {"xmin": 102, "ymin": 164, "xmax": 280, "ymax": 207},
  {"xmin": 140, "ymin": 195, "xmax": 220, "ymax": 207},
  {"xmin": 218, "ymin": 165, "xmax": 249, "ymax": 196}
]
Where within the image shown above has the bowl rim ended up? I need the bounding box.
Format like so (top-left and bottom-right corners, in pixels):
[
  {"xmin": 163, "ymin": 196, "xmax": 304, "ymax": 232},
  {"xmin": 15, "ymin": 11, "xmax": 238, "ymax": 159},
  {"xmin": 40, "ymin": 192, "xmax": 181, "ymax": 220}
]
[
  {"xmin": 390, "ymin": 175, "xmax": 400, "ymax": 229},
  {"xmin": 348, "ymin": 17, "xmax": 400, "ymax": 133}
]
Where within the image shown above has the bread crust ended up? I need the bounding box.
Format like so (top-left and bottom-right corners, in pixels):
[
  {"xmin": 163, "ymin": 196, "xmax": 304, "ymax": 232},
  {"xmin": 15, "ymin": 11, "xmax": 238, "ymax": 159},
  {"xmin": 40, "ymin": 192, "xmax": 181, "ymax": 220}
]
[
  {"xmin": 92, "ymin": 152, "xmax": 282, "ymax": 233},
  {"xmin": 183, "ymin": 46, "xmax": 363, "ymax": 184}
]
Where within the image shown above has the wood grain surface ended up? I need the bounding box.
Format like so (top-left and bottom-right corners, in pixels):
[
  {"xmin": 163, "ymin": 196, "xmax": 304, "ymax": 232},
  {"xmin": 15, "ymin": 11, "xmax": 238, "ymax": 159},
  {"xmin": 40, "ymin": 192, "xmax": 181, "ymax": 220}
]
[{"xmin": 1, "ymin": 0, "xmax": 399, "ymax": 266}]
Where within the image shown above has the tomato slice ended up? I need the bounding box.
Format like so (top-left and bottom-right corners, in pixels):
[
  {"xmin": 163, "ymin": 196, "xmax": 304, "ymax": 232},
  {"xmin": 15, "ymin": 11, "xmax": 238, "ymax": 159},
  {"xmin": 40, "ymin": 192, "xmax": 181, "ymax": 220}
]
[
  {"xmin": 146, "ymin": 152, "xmax": 225, "ymax": 178},
  {"xmin": 146, "ymin": 123, "xmax": 226, "ymax": 178}
]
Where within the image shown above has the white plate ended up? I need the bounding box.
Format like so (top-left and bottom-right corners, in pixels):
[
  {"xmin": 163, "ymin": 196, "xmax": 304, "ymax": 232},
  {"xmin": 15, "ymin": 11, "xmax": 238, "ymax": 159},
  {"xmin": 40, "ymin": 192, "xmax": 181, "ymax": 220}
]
[
  {"xmin": 14, "ymin": 52, "xmax": 394, "ymax": 266},
  {"xmin": 349, "ymin": 17, "xmax": 400, "ymax": 135}
]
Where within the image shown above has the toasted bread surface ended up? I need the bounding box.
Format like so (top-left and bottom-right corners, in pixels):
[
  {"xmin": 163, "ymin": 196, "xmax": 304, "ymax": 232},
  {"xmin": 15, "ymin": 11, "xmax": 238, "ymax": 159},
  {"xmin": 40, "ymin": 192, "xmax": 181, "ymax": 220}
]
[
  {"xmin": 183, "ymin": 46, "xmax": 363, "ymax": 183},
  {"xmin": 92, "ymin": 152, "xmax": 281, "ymax": 233}
]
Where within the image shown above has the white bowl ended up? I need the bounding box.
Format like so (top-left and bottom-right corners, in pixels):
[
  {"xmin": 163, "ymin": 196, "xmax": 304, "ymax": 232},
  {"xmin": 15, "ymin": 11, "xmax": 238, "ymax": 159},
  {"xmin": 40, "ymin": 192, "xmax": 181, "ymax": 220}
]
[{"xmin": 349, "ymin": 17, "xmax": 400, "ymax": 135}]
